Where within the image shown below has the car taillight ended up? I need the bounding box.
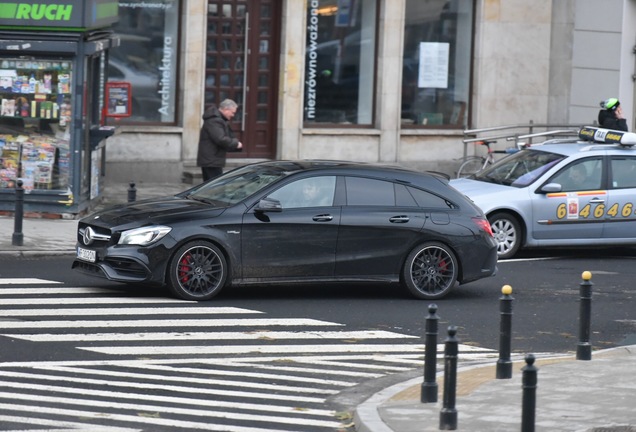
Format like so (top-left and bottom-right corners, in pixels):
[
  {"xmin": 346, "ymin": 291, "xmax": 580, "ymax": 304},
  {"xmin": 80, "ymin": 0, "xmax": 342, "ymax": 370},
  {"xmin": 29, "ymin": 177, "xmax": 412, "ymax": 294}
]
[{"xmin": 472, "ymin": 217, "xmax": 493, "ymax": 237}]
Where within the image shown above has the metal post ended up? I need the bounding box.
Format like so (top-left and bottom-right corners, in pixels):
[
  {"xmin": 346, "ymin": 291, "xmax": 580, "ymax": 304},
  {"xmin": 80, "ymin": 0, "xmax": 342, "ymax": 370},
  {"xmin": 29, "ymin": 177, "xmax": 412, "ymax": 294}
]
[
  {"xmin": 521, "ymin": 354, "xmax": 538, "ymax": 432},
  {"xmin": 439, "ymin": 326, "xmax": 458, "ymax": 430},
  {"xmin": 577, "ymin": 271, "xmax": 593, "ymax": 361},
  {"xmin": 12, "ymin": 180, "xmax": 24, "ymax": 246},
  {"xmin": 421, "ymin": 303, "xmax": 439, "ymax": 403},
  {"xmin": 127, "ymin": 182, "xmax": 137, "ymax": 202},
  {"xmin": 497, "ymin": 285, "xmax": 514, "ymax": 379}
]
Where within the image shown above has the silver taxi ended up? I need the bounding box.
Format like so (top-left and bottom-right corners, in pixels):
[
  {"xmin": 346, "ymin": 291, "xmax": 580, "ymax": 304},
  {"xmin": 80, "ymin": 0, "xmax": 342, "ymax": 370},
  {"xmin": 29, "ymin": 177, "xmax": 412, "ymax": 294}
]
[{"xmin": 450, "ymin": 126, "xmax": 636, "ymax": 258}]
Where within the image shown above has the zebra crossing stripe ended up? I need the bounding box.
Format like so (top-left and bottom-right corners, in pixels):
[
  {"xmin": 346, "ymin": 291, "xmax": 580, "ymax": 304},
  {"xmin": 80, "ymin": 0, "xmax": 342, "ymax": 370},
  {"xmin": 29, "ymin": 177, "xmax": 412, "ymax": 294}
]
[
  {"xmin": 0, "ymin": 278, "xmax": 62, "ymax": 285},
  {"xmin": 80, "ymin": 343, "xmax": 427, "ymax": 356},
  {"xmin": 37, "ymin": 365, "xmax": 341, "ymax": 394},
  {"xmin": 0, "ymin": 297, "xmax": 192, "ymax": 305},
  {"xmin": 0, "ymin": 391, "xmax": 343, "ymax": 429},
  {"xmin": 0, "ymin": 306, "xmax": 262, "ymax": 317},
  {"xmin": 0, "ymin": 370, "xmax": 326, "ymax": 403},
  {"xmin": 0, "ymin": 414, "xmax": 137, "ymax": 431},
  {"xmin": 0, "ymin": 287, "xmax": 115, "ymax": 294},
  {"xmin": 0, "ymin": 378, "xmax": 336, "ymax": 417},
  {"xmin": 100, "ymin": 362, "xmax": 357, "ymax": 386},
  {"xmin": 0, "ymin": 402, "xmax": 336, "ymax": 431},
  {"xmin": 3, "ymin": 329, "xmax": 419, "ymax": 342},
  {"xmin": 0, "ymin": 318, "xmax": 343, "ymax": 329}
]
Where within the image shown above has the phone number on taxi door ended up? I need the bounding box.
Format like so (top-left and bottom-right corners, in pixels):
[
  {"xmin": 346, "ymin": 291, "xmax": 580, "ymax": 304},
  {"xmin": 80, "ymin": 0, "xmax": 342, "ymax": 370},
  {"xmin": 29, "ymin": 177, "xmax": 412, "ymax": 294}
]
[{"xmin": 556, "ymin": 203, "xmax": 633, "ymax": 219}]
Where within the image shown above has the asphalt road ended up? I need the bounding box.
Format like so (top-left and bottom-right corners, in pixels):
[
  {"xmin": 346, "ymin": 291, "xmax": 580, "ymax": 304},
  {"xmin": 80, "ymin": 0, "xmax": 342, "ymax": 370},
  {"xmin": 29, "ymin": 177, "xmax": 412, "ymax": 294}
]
[
  {"xmin": 4, "ymin": 248, "xmax": 635, "ymax": 354},
  {"xmin": 0, "ymin": 249, "xmax": 634, "ymax": 430}
]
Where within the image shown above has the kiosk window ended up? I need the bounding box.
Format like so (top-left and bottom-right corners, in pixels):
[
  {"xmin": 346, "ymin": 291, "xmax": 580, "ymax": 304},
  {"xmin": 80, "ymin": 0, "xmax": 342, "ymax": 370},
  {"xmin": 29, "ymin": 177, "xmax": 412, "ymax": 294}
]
[{"xmin": 0, "ymin": 58, "xmax": 72, "ymax": 192}]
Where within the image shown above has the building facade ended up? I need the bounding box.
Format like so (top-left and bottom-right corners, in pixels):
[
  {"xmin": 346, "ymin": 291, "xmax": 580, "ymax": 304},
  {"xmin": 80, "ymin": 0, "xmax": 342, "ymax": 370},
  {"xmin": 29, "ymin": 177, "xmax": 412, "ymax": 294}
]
[{"xmin": 103, "ymin": 0, "xmax": 636, "ymax": 184}]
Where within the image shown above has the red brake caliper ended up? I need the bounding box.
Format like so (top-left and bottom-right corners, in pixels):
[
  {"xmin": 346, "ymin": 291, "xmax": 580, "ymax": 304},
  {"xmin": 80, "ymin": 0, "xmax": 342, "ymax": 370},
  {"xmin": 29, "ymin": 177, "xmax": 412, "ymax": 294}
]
[{"xmin": 179, "ymin": 254, "xmax": 191, "ymax": 283}]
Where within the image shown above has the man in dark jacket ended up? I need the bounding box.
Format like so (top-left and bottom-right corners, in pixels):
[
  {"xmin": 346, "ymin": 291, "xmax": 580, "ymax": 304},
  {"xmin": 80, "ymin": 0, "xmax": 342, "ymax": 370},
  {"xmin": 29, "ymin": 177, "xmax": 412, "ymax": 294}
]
[
  {"xmin": 598, "ymin": 98, "xmax": 628, "ymax": 131},
  {"xmin": 196, "ymin": 99, "xmax": 243, "ymax": 181}
]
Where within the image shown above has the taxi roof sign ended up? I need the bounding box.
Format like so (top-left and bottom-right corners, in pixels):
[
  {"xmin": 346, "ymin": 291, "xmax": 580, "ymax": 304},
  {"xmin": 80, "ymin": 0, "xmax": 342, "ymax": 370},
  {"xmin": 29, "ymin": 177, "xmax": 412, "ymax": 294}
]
[{"xmin": 578, "ymin": 126, "xmax": 636, "ymax": 147}]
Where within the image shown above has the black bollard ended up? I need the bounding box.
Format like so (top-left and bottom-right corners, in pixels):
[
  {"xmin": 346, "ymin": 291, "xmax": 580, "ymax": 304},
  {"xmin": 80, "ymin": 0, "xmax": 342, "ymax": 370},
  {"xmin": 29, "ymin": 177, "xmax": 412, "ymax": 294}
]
[
  {"xmin": 521, "ymin": 354, "xmax": 538, "ymax": 432},
  {"xmin": 421, "ymin": 303, "xmax": 439, "ymax": 403},
  {"xmin": 439, "ymin": 326, "xmax": 458, "ymax": 430},
  {"xmin": 127, "ymin": 182, "xmax": 137, "ymax": 202},
  {"xmin": 576, "ymin": 271, "xmax": 593, "ymax": 361},
  {"xmin": 12, "ymin": 180, "xmax": 24, "ymax": 246},
  {"xmin": 497, "ymin": 285, "xmax": 514, "ymax": 379}
]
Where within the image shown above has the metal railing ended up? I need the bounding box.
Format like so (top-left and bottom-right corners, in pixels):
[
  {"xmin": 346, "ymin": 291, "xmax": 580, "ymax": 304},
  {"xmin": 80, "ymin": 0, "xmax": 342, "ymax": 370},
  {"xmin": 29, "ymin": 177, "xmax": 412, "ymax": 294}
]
[{"xmin": 462, "ymin": 121, "xmax": 591, "ymax": 158}]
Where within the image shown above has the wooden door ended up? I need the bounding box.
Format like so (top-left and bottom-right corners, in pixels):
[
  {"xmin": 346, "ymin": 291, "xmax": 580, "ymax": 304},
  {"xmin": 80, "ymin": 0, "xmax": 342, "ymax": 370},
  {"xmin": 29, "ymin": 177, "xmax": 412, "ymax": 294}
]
[{"xmin": 205, "ymin": 0, "xmax": 280, "ymax": 159}]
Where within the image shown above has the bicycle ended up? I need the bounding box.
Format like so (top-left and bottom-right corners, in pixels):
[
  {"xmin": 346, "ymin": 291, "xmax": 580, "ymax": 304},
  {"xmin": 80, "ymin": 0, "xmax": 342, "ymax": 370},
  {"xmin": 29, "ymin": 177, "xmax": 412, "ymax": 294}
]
[{"xmin": 456, "ymin": 140, "xmax": 519, "ymax": 178}]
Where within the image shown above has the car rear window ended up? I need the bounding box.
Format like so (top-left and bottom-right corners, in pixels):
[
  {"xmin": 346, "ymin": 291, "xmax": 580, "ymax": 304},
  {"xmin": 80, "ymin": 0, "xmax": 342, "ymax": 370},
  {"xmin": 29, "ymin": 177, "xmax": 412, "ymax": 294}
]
[{"xmin": 407, "ymin": 186, "xmax": 454, "ymax": 209}]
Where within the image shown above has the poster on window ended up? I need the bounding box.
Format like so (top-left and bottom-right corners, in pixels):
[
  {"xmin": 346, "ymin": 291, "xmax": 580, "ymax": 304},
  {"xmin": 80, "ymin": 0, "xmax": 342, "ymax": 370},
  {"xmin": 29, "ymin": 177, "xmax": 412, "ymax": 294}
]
[
  {"xmin": 418, "ymin": 42, "xmax": 449, "ymax": 89},
  {"xmin": 336, "ymin": 0, "xmax": 354, "ymax": 27}
]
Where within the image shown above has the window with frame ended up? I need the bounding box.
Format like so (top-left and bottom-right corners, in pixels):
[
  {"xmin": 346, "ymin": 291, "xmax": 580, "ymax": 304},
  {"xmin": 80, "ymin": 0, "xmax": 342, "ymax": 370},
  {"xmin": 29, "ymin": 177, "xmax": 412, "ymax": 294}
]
[
  {"xmin": 107, "ymin": 0, "xmax": 180, "ymax": 125},
  {"xmin": 268, "ymin": 176, "xmax": 337, "ymax": 208},
  {"xmin": 303, "ymin": 0, "xmax": 377, "ymax": 125},
  {"xmin": 345, "ymin": 177, "xmax": 394, "ymax": 205},
  {"xmin": 550, "ymin": 159, "xmax": 603, "ymax": 192},
  {"xmin": 401, "ymin": 0, "xmax": 474, "ymax": 128},
  {"xmin": 610, "ymin": 158, "xmax": 636, "ymax": 189}
]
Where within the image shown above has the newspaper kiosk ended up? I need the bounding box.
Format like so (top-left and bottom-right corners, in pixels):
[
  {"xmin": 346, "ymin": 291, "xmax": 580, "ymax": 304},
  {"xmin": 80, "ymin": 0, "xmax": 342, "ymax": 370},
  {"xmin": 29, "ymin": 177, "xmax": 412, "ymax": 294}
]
[{"xmin": 0, "ymin": 1, "xmax": 119, "ymax": 215}]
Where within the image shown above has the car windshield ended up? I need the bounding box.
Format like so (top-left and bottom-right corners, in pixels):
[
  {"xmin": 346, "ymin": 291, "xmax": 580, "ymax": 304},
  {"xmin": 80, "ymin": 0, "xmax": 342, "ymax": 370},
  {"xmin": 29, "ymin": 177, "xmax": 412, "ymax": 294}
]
[
  {"xmin": 183, "ymin": 164, "xmax": 287, "ymax": 206},
  {"xmin": 473, "ymin": 149, "xmax": 565, "ymax": 187}
]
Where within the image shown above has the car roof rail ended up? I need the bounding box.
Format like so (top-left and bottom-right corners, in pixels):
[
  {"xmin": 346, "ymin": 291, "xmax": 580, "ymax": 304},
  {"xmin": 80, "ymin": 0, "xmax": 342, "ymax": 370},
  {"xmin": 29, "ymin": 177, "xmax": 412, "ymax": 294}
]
[{"xmin": 578, "ymin": 126, "xmax": 636, "ymax": 147}]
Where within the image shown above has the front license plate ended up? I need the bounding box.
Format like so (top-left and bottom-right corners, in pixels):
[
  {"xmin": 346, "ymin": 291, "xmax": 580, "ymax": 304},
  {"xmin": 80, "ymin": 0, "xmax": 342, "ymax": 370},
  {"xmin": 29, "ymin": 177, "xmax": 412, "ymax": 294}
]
[{"xmin": 77, "ymin": 246, "xmax": 96, "ymax": 263}]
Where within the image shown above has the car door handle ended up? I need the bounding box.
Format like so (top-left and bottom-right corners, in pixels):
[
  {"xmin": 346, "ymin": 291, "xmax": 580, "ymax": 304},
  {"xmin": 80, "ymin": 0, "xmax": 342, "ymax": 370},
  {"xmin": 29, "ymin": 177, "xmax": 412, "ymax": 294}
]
[
  {"xmin": 389, "ymin": 215, "xmax": 410, "ymax": 223},
  {"xmin": 312, "ymin": 214, "xmax": 333, "ymax": 222},
  {"xmin": 589, "ymin": 198, "xmax": 605, "ymax": 204}
]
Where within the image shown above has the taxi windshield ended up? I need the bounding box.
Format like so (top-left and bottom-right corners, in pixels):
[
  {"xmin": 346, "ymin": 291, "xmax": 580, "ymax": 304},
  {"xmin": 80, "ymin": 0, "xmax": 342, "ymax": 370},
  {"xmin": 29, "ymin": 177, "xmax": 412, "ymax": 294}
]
[{"xmin": 474, "ymin": 149, "xmax": 565, "ymax": 187}]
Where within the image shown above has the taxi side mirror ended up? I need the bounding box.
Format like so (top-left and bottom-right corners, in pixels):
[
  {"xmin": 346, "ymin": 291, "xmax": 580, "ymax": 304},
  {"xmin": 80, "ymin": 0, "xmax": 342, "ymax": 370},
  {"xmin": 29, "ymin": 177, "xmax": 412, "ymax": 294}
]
[{"xmin": 540, "ymin": 183, "xmax": 562, "ymax": 193}]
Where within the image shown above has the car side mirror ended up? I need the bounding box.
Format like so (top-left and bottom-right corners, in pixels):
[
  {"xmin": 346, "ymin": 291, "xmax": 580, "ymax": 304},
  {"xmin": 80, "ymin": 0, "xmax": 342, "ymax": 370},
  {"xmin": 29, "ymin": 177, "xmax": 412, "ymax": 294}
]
[
  {"xmin": 255, "ymin": 197, "xmax": 283, "ymax": 212},
  {"xmin": 540, "ymin": 183, "xmax": 562, "ymax": 193}
]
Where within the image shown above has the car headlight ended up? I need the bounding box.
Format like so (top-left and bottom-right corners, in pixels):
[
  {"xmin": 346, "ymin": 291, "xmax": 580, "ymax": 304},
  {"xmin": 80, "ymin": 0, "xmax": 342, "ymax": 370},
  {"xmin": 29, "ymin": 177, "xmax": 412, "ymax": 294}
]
[{"xmin": 118, "ymin": 226, "xmax": 172, "ymax": 246}]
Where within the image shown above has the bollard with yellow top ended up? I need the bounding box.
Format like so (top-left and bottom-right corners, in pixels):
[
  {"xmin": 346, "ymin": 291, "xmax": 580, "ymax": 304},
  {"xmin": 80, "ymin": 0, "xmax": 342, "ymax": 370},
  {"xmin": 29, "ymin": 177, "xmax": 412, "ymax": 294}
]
[
  {"xmin": 497, "ymin": 284, "xmax": 514, "ymax": 379},
  {"xmin": 577, "ymin": 271, "xmax": 593, "ymax": 360}
]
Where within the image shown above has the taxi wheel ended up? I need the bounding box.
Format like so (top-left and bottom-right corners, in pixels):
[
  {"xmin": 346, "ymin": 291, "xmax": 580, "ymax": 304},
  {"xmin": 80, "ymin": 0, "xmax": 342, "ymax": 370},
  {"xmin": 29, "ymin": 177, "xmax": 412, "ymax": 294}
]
[
  {"xmin": 402, "ymin": 242, "xmax": 458, "ymax": 300},
  {"xmin": 167, "ymin": 241, "xmax": 228, "ymax": 300},
  {"xmin": 488, "ymin": 213, "xmax": 521, "ymax": 259}
]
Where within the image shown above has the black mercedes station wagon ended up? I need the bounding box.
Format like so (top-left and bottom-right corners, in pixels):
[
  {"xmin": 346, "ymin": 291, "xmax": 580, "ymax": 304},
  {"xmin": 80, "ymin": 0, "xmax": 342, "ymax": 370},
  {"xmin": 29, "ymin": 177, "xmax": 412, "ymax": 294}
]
[{"xmin": 73, "ymin": 161, "xmax": 497, "ymax": 300}]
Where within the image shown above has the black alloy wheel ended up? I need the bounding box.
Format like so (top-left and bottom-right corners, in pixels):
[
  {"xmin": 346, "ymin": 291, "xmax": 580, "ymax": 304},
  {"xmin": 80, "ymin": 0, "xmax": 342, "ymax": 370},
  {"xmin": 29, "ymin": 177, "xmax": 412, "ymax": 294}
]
[
  {"xmin": 402, "ymin": 242, "xmax": 458, "ymax": 299},
  {"xmin": 168, "ymin": 241, "xmax": 228, "ymax": 300}
]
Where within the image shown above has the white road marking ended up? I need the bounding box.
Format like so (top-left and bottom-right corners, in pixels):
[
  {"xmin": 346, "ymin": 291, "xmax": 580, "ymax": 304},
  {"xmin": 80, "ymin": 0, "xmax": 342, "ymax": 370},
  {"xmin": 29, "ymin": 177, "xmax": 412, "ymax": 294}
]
[
  {"xmin": 0, "ymin": 306, "xmax": 262, "ymax": 317},
  {"xmin": 0, "ymin": 370, "xmax": 326, "ymax": 403},
  {"xmin": 0, "ymin": 278, "xmax": 62, "ymax": 285},
  {"xmin": 0, "ymin": 281, "xmax": 501, "ymax": 430},
  {"xmin": 3, "ymin": 329, "xmax": 418, "ymax": 342},
  {"xmin": 0, "ymin": 391, "xmax": 342, "ymax": 429},
  {"xmin": 37, "ymin": 365, "xmax": 341, "ymax": 394},
  {"xmin": 0, "ymin": 378, "xmax": 335, "ymax": 416},
  {"xmin": 0, "ymin": 297, "xmax": 192, "ymax": 305},
  {"xmin": 103, "ymin": 362, "xmax": 353, "ymax": 386},
  {"xmin": 80, "ymin": 343, "xmax": 426, "ymax": 356},
  {"xmin": 0, "ymin": 402, "xmax": 331, "ymax": 431},
  {"xmin": 0, "ymin": 287, "xmax": 115, "ymax": 294},
  {"xmin": 0, "ymin": 317, "xmax": 342, "ymax": 329},
  {"xmin": 0, "ymin": 414, "xmax": 138, "ymax": 431}
]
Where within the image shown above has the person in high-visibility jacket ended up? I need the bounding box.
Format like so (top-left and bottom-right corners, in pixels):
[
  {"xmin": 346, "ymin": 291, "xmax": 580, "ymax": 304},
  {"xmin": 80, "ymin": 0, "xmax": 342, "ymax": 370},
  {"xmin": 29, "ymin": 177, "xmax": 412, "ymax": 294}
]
[{"xmin": 598, "ymin": 98, "xmax": 628, "ymax": 131}]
